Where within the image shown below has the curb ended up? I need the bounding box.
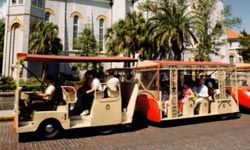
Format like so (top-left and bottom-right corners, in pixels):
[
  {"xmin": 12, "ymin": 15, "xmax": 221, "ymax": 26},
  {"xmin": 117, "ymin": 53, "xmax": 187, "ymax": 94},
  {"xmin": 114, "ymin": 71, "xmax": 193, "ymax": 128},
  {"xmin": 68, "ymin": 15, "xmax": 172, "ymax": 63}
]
[
  {"xmin": 0, "ymin": 110, "xmax": 15, "ymax": 121},
  {"xmin": 0, "ymin": 117, "xmax": 13, "ymax": 122}
]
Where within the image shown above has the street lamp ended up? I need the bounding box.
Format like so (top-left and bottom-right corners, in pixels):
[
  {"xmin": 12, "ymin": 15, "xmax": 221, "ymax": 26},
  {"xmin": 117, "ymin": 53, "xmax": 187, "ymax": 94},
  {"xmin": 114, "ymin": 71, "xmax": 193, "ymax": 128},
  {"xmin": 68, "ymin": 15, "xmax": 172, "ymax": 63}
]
[
  {"xmin": 109, "ymin": 0, "xmax": 113, "ymax": 26},
  {"xmin": 109, "ymin": 0, "xmax": 113, "ymax": 6}
]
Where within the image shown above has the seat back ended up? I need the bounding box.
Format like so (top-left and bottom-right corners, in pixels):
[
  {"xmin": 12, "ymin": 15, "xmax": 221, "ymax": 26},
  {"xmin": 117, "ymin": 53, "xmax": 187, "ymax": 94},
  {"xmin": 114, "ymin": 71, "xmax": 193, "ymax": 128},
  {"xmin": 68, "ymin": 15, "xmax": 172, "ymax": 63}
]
[
  {"xmin": 106, "ymin": 83, "xmax": 119, "ymax": 98},
  {"xmin": 198, "ymin": 98, "xmax": 209, "ymax": 115},
  {"xmin": 61, "ymin": 86, "xmax": 77, "ymax": 104},
  {"xmin": 182, "ymin": 97, "xmax": 195, "ymax": 116}
]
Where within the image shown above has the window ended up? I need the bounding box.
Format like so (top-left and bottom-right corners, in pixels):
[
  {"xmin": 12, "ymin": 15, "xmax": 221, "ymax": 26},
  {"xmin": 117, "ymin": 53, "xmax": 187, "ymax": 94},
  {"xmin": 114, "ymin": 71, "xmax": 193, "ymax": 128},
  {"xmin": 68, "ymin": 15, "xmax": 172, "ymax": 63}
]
[
  {"xmin": 73, "ymin": 16, "xmax": 79, "ymax": 39},
  {"xmin": 12, "ymin": 0, "xmax": 16, "ymax": 4},
  {"xmin": 31, "ymin": 0, "xmax": 37, "ymax": 6},
  {"xmin": 229, "ymin": 55, "xmax": 234, "ymax": 64},
  {"xmin": 37, "ymin": 0, "xmax": 43, "ymax": 8},
  {"xmin": 45, "ymin": 12, "xmax": 50, "ymax": 22},
  {"xmin": 99, "ymin": 19, "xmax": 104, "ymax": 51}
]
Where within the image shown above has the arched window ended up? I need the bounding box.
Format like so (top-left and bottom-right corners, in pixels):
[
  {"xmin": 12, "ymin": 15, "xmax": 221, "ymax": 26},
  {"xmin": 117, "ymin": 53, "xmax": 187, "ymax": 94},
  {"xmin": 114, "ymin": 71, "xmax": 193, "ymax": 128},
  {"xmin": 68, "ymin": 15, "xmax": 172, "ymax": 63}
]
[
  {"xmin": 73, "ymin": 16, "xmax": 79, "ymax": 39},
  {"xmin": 229, "ymin": 55, "xmax": 234, "ymax": 64},
  {"xmin": 99, "ymin": 19, "xmax": 104, "ymax": 51},
  {"xmin": 37, "ymin": 0, "xmax": 43, "ymax": 8},
  {"xmin": 45, "ymin": 12, "xmax": 50, "ymax": 22}
]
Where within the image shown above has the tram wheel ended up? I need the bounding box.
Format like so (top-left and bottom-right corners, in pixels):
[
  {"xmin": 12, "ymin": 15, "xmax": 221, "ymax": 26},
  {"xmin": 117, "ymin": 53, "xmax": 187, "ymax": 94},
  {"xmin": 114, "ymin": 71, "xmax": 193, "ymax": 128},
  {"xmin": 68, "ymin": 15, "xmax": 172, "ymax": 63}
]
[
  {"xmin": 18, "ymin": 133, "xmax": 30, "ymax": 142},
  {"xmin": 232, "ymin": 113, "xmax": 241, "ymax": 119},
  {"xmin": 38, "ymin": 119, "xmax": 61, "ymax": 139},
  {"xmin": 220, "ymin": 114, "xmax": 229, "ymax": 120},
  {"xmin": 98, "ymin": 126, "xmax": 115, "ymax": 135}
]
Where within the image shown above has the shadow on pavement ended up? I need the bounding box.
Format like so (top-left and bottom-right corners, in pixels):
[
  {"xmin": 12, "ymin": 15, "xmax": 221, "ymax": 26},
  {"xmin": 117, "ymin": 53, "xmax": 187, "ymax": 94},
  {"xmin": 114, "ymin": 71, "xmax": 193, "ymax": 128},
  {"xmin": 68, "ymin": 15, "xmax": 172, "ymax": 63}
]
[
  {"xmin": 19, "ymin": 117, "xmax": 149, "ymax": 142},
  {"xmin": 149, "ymin": 114, "xmax": 240, "ymax": 128},
  {"xmin": 240, "ymin": 107, "xmax": 250, "ymax": 114}
]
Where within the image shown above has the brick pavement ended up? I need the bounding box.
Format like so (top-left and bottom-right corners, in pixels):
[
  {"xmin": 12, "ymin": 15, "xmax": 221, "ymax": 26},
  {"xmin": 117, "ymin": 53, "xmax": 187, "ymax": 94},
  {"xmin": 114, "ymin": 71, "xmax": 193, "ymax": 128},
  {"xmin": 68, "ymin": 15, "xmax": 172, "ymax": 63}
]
[{"xmin": 0, "ymin": 114, "xmax": 250, "ymax": 150}]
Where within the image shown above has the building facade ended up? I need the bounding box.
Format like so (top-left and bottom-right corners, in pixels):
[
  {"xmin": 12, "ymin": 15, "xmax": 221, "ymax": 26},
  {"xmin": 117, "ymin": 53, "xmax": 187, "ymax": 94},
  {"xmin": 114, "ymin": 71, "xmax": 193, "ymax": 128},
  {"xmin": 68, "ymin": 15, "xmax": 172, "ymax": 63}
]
[
  {"xmin": 226, "ymin": 28, "xmax": 243, "ymax": 64},
  {"xmin": 1, "ymin": 0, "xmax": 228, "ymax": 77}
]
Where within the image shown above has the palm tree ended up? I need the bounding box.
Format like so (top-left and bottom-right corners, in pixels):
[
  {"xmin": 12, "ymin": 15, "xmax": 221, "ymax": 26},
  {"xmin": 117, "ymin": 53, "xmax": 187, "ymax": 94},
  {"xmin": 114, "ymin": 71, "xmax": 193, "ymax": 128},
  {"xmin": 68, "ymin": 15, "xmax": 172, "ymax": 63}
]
[
  {"xmin": 148, "ymin": 1, "xmax": 199, "ymax": 60},
  {"xmin": 29, "ymin": 21, "xmax": 63, "ymax": 79},
  {"xmin": 29, "ymin": 21, "xmax": 63, "ymax": 55},
  {"xmin": 105, "ymin": 12, "xmax": 146, "ymax": 58}
]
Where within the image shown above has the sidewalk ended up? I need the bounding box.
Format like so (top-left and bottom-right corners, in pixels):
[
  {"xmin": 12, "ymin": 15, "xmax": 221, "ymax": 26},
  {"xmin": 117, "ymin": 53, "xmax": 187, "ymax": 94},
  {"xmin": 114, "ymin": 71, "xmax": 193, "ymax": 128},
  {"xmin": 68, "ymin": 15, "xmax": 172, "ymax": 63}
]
[{"xmin": 0, "ymin": 110, "xmax": 14, "ymax": 121}]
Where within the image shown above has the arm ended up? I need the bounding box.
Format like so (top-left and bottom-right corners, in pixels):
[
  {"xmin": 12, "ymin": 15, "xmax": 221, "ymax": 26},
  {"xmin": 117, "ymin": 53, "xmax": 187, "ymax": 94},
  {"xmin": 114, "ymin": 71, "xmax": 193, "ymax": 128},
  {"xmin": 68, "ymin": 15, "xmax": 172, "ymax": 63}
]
[
  {"xmin": 86, "ymin": 79, "xmax": 100, "ymax": 94},
  {"xmin": 37, "ymin": 85, "xmax": 55, "ymax": 100}
]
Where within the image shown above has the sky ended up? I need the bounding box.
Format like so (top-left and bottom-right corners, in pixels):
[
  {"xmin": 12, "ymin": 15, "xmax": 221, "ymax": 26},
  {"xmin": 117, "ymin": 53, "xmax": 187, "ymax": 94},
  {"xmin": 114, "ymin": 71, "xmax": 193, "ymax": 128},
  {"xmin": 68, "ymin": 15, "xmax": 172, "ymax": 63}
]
[
  {"xmin": 0, "ymin": 0, "xmax": 6, "ymax": 18},
  {"xmin": 223, "ymin": 0, "xmax": 250, "ymax": 33}
]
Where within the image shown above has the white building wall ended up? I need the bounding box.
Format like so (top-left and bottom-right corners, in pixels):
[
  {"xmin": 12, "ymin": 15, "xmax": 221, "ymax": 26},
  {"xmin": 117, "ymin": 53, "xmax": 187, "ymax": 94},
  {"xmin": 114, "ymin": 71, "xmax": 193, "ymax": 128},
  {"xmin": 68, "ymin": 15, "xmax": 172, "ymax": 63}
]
[
  {"xmin": 210, "ymin": 0, "xmax": 229, "ymax": 63},
  {"xmin": 113, "ymin": 0, "xmax": 126, "ymax": 23}
]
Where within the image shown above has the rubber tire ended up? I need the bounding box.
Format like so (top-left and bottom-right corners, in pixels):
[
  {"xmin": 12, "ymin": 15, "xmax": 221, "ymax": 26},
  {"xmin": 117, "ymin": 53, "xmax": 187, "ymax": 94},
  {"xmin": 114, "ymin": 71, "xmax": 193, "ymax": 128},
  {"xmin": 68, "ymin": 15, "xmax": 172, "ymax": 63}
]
[
  {"xmin": 38, "ymin": 119, "xmax": 61, "ymax": 139},
  {"xmin": 232, "ymin": 113, "xmax": 241, "ymax": 119},
  {"xmin": 18, "ymin": 133, "xmax": 30, "ymax": 142},
  {"xmin": 98, "ymin": 126, "xmax": 115, "ymax": 135},
  {"xmin": 220, "ymin": 115, "xmax": 229, "ymax": 120}
]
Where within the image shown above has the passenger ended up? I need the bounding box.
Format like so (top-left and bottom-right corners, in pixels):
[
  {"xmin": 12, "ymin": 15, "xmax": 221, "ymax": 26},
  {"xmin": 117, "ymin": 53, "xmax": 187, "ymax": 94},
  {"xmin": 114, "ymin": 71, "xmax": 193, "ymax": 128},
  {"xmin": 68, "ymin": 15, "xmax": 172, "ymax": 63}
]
[
  {"xmin": 70, "ymin": 70, "xmax": 92, "ymax": 116},
  {"xmin": 80, "ymin": 70, "xmax": 102, "ymax": 116},
  {"xmin": 242, "ymin": 80, "xmax": 248, "ymax": 86},
  {"xmin": 193, "ymin": 78, "xmax": 209, "ymax": 109},
  {"xmin": 161, "ymin": 80, "xmax": 169, "ymax": 102},
  {"xmin": 207, "ymin": 81, "xmax": 216, "ymax": 99},
  {"xmin": 27, "ymin": 75, "xmax": 56, "ymax": 117},
  {"xmin": 98, "ymin": 66, "xmax": 106, "ymax": 83},
  {"xmin": 106, "ymin": 69, "xmax": 119, "ymax": 91},
  {"xmin": 178, "ymin": 82, "xmax": 194, "ymax": 115},
  {"xmin": 29, "ymin": 75, "xmax": 55, "ymax": 103},
  {"xmin": 160, "ymin": 71, "xmax": 169, "ymax": 101},
  {"xmin": 125, "ymin": 71, "xmax": 133, "ymax": 82}
]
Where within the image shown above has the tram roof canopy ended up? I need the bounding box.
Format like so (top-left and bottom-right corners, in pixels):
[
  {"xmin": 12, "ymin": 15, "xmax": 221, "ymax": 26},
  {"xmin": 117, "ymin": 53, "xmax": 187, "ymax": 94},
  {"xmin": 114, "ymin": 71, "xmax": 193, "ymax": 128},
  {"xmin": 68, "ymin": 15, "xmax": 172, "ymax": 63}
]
[
  {"xmin": 136, "ymin": 60, "xmax": 235, "ymax": 69},
  {"xmin": 17, "ymin": 53, "xmax": 138, "ymax": 63},
  {"xmin": 235, "ymin": 63, "xmax": 250, "ymax": 70}
]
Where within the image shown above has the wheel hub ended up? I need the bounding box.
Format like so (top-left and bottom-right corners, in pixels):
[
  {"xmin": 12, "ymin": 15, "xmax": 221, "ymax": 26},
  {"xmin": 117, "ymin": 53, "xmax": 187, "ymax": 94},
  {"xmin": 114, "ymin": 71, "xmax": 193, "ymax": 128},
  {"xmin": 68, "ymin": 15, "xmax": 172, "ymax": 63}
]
[{"xmin": 45, "ymin": 124, "xmax": 54, "ymax": 133}]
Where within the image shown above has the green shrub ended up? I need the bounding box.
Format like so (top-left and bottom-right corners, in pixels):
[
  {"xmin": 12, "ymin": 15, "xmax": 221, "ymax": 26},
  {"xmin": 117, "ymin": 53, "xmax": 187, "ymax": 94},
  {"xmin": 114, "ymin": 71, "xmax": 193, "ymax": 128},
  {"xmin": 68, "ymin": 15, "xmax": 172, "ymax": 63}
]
[
  {"xmin": 20, "ymin": 77, "xmax": 42, "ymax": 91},
  {"xmin": 0, "ymin": 76, "xmax": 16, "ymax": 92}
]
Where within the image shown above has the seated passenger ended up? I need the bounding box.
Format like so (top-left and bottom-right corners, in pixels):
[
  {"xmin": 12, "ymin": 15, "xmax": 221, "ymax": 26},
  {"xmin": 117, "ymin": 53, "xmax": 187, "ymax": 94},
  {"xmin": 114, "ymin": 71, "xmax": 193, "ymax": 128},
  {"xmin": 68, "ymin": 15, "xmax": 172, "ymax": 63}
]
[
  {"xmin": 80, "ymin": 70, "xmax": 102, "ymax": 115},
  {"xmin": 29, "ymin": 75, "xmax": 55, "ymax": 104},
  {"xmin": 161, "ymin": 80, "xmax": 169, "ymax": 102},
  {"xmin": 106, "ymin": 69, "xmax": 119, "ymax": 91},
  {"xmin": 70, "ymin": 70, "xmax": 91, "ymax": 116},
  {"xmin": 207, "ymin": 81, "xmax": 216, "ymax": 99},
  {"xmin": 193, "ymin": 78, "xmax": 209, "ymax": 109},
  {"xmin": 178, "ymin": 82, "xmax": 194, "ymax": 115},
  {"xmin": 26, "ymin": 75, "xmax": 56, "ymax": 116}
]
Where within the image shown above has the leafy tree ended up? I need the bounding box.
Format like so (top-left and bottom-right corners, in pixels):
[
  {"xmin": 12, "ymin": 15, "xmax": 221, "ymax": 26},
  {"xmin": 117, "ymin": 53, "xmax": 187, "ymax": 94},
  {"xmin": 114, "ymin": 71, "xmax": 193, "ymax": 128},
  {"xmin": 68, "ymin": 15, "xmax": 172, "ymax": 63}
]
[
  {"xmin": 29, "ymin": 21, "xmax": 63, "ymax": 55},
  {"xmin": 29, "ymin": 21, "xmax": 63, "ymax": 79},
  {"xmin": 239, "ymin": 30, "xmax": 250, "ymax": 63},
  {"xmin": 223, "ymin": 5, "xmax": 241, "ymax": 29},
  {"xmin": 105, "ymin": 12, "xmax": 146, "ymax": 58},
  {"xmin": 193, "ymin": 0, "xmax": 241, "ymax": 61},
  {"xmin": 0, "ymin": 19, "xmax": 5, "ymax": 74},
  {"xmin": 191, "ymin": 0, "xmax": 222, "ymax": 61},
  {"xmin": 145, "ymin": 1, "xmax": 198, "ymax": 60},
  {"xmin": 73, "ymin": 24, "xmax": 97, "ymax": 56}
]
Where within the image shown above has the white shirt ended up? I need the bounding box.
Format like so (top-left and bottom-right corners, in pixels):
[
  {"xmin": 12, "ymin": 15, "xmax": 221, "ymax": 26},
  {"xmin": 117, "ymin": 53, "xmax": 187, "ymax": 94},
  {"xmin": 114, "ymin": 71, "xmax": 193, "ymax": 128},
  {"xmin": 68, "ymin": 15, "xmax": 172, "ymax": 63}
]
[
  {"xmin": 194, "ymin": 85, "xmax": 209, "ymax": 97},
  {"xmin": 106, "ymin": 75, "xmax": 119, "ymax": 91},
  {"xmin": 91, "ymin": 78, "xmax": 102, "ymax": 91},
  {"xmin": 45, "ymin": 84, "xmax": 55, "ymax": 100}
]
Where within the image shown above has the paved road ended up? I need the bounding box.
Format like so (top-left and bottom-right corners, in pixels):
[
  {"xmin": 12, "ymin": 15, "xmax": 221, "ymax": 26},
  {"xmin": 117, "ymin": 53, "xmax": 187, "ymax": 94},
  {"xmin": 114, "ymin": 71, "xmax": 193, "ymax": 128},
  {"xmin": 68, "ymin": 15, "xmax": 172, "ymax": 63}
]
[{"xmin": 1, "ymin": 113, "xmax": 250, "ymax": 150}]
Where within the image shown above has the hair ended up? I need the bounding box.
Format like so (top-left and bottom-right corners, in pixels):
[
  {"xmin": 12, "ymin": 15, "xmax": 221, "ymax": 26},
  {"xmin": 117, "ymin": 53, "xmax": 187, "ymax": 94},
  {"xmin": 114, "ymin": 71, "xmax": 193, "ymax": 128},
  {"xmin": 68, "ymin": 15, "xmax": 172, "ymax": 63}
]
[
  {"xmin": 89, "ymin": 69, "xmax": 98, "ymax": 78},
  {"xmin": 45, "ymin": 74, "xmax": 54, "ymax": 83}
]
